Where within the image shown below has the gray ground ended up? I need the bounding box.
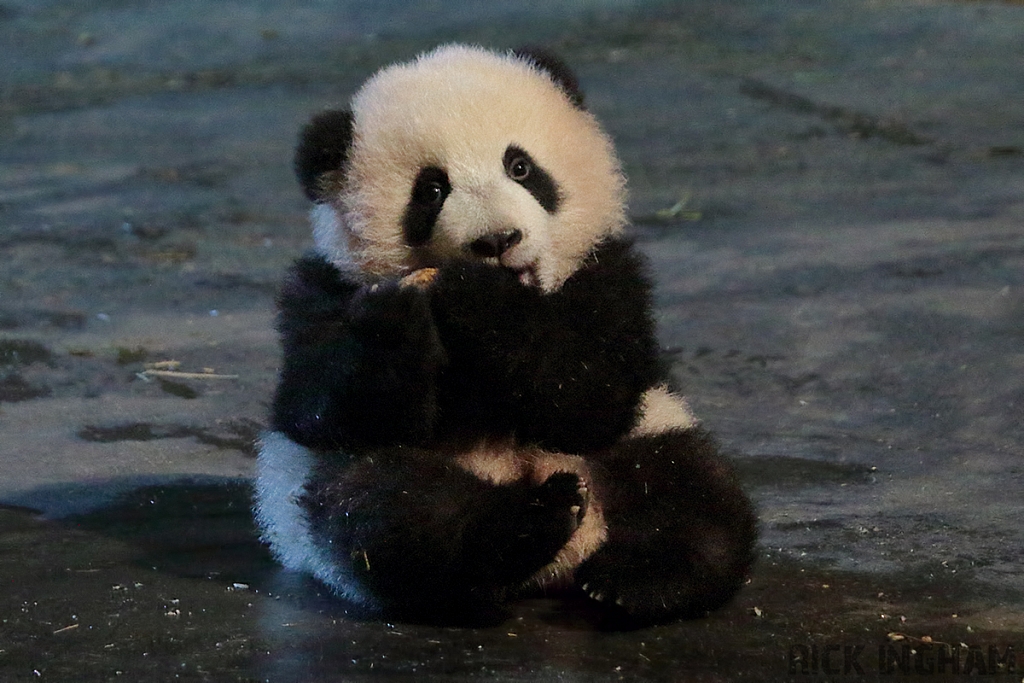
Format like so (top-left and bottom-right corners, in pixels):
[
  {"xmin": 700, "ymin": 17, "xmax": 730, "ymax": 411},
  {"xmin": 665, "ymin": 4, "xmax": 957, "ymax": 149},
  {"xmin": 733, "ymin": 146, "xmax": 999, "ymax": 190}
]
[{"xmin": 1, "ymin": 0, "xmax": 1022, "ymax": 680}]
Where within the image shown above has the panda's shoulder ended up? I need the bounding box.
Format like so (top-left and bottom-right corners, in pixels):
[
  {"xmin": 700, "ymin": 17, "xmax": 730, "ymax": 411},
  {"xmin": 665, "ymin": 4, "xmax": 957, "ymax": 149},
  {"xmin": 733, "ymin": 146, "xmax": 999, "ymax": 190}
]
[{"xmin": 561, "ymin": 239, "xmax": 653, "ymax": 302}]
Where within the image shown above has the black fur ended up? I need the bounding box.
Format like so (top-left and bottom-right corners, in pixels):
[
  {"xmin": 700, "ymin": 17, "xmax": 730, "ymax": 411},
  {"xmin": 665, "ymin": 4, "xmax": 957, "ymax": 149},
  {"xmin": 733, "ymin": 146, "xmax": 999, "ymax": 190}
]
[
  {"xmin": 579, "ymin": 428, "xmax": 758, "ymax": 625},
  {"xmin": 291, "ymin": 410, "xmax": 756, "ymax": 625},
  {"xmin": 295, "ymin": 109, "xmax": 354, "ymax": 202},
  {"xmin": 503, "ymin": 145, "xmax": 561, "ymax": 213},
  {"xmin": 271, "ymin": 239, "xmax": 658, "ymax": 454},
  {"xmin": 403, "ymin": 166, "xmax": 451, "ymax": 246},
  {"xmin": 512, "ymin": 46, "xmax": 585, "ymax": 109},
  {"xmin": 270, "ymin": 255, "xmax": 444, "ymax": 450},
  {"xmin": 302, "ymin": 448, "xmax": 586, "ymax": 615},
  {"xmin": 270, "ymin": 241, "xmax": 759, "ymax": 624},
  {"xmin": 430, "ymin": 239, "xmax": 660, "ymax": 453}
]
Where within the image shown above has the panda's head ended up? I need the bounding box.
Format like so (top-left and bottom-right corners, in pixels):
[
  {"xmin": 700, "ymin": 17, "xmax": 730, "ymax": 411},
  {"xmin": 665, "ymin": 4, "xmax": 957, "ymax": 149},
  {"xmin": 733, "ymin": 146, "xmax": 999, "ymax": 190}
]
[{"xmin": 295, "ymin": 44, "xmax": 626, "ymax": 293}]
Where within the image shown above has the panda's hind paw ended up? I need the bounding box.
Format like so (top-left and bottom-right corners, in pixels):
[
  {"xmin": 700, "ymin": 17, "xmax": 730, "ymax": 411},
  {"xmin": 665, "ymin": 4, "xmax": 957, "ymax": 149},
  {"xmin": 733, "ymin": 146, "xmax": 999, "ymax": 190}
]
[
  {"xmin": 575, "ymin": 553, "xmax": 708, "ymax": 626},
  {"xmin": 474, "ymin": 472, "xmax": 587, "ymax": 583},
  {"xmin": 506, "ymin": 472, "xmax": 586, "ymax": 560},
  {"xmin": 534, "ymin": 471, "xmax": 588, "ymax": 534}
]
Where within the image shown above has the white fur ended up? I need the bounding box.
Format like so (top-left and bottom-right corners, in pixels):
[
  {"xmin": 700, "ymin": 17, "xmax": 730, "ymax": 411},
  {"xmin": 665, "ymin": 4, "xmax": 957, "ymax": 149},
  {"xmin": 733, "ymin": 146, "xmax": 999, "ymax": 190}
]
[
  {"xmin": 630, "ymin": 386, "xmax": 699, "ymax": 437},
  {"xmin": 310, "ymin": 202, "xmax": 355, "ymax": 271},
  {"xmin": 254, "ymin": 431, "xmax": 375, "ymax": 606},
  {"xmin": 320, "ymin": 44, "xmax": 627, "ymax": 292}
]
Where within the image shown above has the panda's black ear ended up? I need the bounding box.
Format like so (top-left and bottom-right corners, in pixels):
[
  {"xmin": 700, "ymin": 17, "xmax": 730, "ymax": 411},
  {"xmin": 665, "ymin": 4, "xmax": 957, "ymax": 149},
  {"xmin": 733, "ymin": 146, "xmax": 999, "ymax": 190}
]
[
  {"xmin": 512, "ymin": 47, "xmax": 585, "ymax": 109},
  {"xmin": 294, "ymin": 109, "xmax": 354, "ymax": 202}
]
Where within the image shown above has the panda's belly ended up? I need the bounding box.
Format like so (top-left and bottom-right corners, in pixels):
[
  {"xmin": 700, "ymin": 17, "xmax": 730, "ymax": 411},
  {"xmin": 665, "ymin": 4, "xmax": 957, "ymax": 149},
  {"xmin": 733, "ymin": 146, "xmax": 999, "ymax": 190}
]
[{"xmin": 455, "ymin": 444, "xmax": 607, "ymax": 588}]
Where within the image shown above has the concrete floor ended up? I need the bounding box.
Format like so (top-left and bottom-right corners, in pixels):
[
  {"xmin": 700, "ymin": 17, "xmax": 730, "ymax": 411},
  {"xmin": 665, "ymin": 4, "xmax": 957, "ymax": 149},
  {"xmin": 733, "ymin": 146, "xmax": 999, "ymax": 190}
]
[{"xmin": 1, "ymin": 0, "xmax": 1023, "ymax": 680}]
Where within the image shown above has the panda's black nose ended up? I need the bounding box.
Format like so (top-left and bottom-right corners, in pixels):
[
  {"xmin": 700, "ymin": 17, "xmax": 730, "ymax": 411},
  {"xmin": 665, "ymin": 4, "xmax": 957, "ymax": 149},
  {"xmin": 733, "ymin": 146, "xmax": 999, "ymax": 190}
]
[{"xmin": 468, "ymin": 229, "xmax": 522, "ymax": 258}]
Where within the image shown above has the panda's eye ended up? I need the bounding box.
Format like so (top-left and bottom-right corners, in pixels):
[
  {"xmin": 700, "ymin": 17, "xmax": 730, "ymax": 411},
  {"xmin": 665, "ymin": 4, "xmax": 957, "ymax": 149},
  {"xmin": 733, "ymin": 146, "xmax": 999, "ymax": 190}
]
[
  {"xmin": 507, "ymin": 156, "xmax": 531, "ymax": 181},
  {"xmin": 404, "ymin": 166, "xmax": 450, "ymax": 247},
  {"xmin": 413, "ymin": 180, "xmax": 445, "ymax": 206},
  {"xmin": 502, "ymin": 145, "xmax": 561, "ymax": 214}
]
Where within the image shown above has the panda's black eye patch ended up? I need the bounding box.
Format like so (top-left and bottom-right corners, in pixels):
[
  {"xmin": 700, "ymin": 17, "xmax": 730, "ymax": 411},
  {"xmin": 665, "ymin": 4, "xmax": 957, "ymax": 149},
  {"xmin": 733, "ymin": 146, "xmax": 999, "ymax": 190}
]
[
  {"xmin": 504, "ymin": 145, "xmax": 561, "ymax": 214},
  {"xmin": 403, "ymin": 166, "xmax": 450, "ymax": 246}
]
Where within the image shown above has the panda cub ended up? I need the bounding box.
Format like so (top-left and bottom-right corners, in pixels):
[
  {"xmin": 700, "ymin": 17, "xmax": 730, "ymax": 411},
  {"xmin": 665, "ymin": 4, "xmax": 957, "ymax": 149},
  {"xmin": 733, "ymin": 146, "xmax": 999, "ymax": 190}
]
[{"xmin": 255, "ymin": 44, "xmax": 757, "ymax": 625}]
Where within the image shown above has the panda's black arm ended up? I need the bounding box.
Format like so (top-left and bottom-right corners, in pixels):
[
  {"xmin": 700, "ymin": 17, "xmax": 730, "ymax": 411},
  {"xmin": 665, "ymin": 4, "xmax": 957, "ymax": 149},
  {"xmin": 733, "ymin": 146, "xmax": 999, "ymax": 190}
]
[
  {"xmin": 270, "ymin": 254, "xmax": 444, "ymax": 450},
  {"xmin": 430, "ymin": 239, "xmax": 661, "ymax": 453}
]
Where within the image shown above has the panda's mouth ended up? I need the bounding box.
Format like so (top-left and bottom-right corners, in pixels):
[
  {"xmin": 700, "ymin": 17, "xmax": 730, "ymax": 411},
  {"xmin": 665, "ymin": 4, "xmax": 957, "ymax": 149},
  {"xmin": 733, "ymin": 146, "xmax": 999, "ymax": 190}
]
[{"xmin": 508, "ymin": 263, "xmax": 539, "ymax": 288}]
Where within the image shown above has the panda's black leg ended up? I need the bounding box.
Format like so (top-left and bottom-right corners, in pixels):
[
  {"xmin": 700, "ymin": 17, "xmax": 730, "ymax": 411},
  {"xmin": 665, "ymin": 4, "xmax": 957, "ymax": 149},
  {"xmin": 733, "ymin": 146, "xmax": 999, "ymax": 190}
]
[
  {"xmin": 576, "ymin": 428, "xmax": 757, "ymax": 625},
  {"xmin": 302, "ymin": 447, "xmax": 585, "ymax": 617}
]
